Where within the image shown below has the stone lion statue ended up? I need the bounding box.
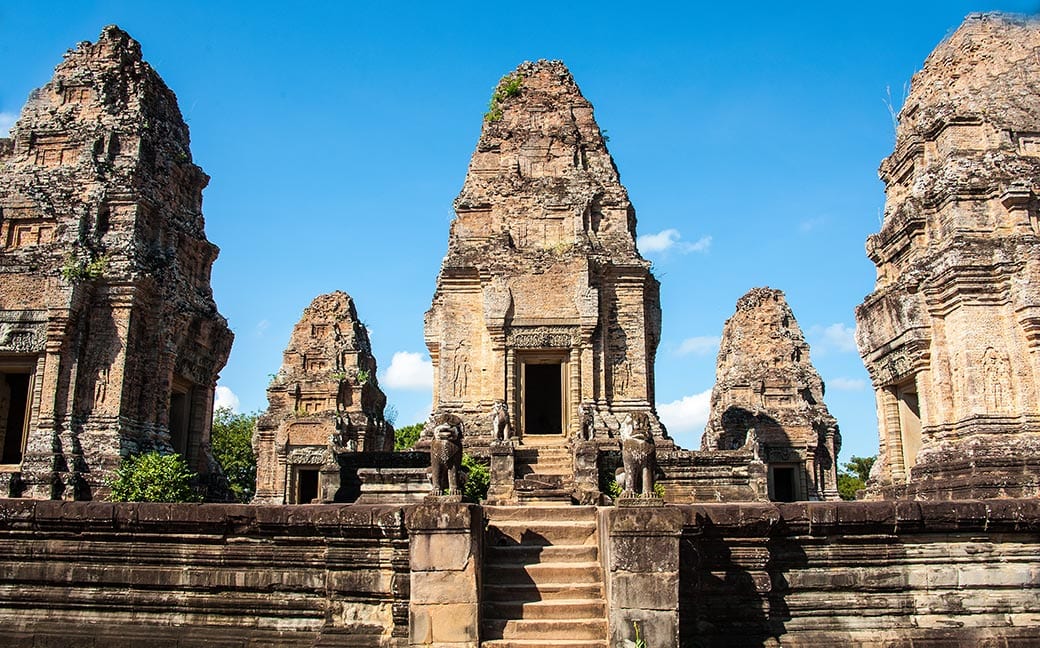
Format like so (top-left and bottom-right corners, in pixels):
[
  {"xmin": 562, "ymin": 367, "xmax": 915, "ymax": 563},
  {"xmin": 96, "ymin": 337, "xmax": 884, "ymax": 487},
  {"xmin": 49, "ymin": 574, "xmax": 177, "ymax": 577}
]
[
  {"xmin": 427, "ymin": 412, "xmax": 464, "ymax": 496},
  {"xmin": 578, "ymin": 401, "xmax": 595, "ymax": 441},
  {"xmin": 616, "ymin": 412, "xmax": 657, "ymax": 497},
  {"xmin": 490, "ymin": 400, "xmax": 512, "ymax": 441}
]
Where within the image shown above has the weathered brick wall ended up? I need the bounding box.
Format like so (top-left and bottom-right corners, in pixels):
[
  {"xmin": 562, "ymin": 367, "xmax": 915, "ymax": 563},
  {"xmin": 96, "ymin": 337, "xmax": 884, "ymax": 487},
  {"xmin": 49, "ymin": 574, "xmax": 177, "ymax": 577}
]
[
  {"xmin": 678, "ymin": 500, "xmax": 1040, "ymax": 648},
  {"xmin": 0, "ymin": 500, "xmax": 410, "ymax": 647}
]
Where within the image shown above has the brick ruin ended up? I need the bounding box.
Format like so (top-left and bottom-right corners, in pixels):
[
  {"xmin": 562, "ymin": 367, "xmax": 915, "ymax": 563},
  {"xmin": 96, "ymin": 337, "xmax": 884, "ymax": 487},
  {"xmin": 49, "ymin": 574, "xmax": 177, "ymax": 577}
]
[
  {"xmin": 253, "ymin": 291, "xmax": 390, "ymax": 504},
  {"xmin": 0, "ymin": 26, "xmax": 232, "ymax": 501},
  {"xmin": 856, "ymin": 14, "xmax": 1040, "ymax": 499},
  {"xmin": 701, "ymin": 287, "xmax": 841, "ymax": 501},
  {"xmin": 424, "ymin": 61, "xmax": 666, "ymax": 448}
]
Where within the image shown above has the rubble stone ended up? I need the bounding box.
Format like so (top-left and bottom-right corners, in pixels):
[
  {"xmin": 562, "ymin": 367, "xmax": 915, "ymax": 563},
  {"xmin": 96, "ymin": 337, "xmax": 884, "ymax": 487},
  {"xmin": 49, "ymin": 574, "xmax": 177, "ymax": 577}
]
[
  {"xmin": 703, "ymin": 287, "xmax": 841, "ymax": 501},
  {"xmin": 856, "ymin": 13, "xmax": 1040, "ymax": 499},
  {"xmin": 253, "ymin": 291, "xmax": 389, "ymax": 504},
  {"xmin": 0, "ymin": 26, "xmax": 232, "ymax": 500}
]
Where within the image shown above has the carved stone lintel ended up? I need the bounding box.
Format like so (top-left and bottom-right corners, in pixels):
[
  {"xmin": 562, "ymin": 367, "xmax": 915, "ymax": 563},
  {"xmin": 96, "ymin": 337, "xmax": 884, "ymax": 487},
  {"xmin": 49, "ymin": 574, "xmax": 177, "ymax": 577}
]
[{"xmin": 508, "ymin": 326, "xmax": 577, "ymax": 349}]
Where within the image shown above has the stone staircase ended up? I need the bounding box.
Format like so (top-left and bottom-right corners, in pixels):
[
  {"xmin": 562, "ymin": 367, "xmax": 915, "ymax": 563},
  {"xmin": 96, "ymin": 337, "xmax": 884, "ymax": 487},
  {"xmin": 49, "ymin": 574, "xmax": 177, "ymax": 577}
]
[
  {"xmin": 481, "ymin": 506, "xmax": 607, "ymax": 647},
  {"xmin": 513, "ymin": 445, "xmax": 574, "ymax": 505}
]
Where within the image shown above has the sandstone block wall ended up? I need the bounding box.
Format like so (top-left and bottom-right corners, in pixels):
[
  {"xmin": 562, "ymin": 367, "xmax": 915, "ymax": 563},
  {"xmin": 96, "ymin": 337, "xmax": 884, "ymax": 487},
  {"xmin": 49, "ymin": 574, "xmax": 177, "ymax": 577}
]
[
  {"xmin": 679, "ymin": 500, "xmax": 1040, "ymax": 647},
  {"xmin": 1, "ymin": 499, "xmax": 1038, "ymax": 647},
  {"xmin": 0, "ymin": 500, "xmax": 411, "ymax": 646}
]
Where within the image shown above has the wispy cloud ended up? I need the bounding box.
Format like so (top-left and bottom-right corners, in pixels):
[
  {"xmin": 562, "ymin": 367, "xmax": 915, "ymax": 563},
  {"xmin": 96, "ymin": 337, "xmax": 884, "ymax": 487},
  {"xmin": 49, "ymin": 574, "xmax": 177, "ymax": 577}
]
[
  {"xmin": 676, "ymin": 335, "xmax": 720, "ymax": 356},
  {"xmin": 799, "ymin": 216, "xmax": 827, "ymax": 233},
  {"xmin": 0, "ymin": 112, "xmax": 16, "ymax": 137},
  {"xmin": 214, "ymin": 385, "xmax": 241, "ymax": 412},
  {"xmin": 657, "ymin": 389, "xmax": 712, "ymax": 436},
  {"xmin": 255, "ymin": 319, "xmax": 270, "ymax": 337},
  {"xmin": 382, "ymin": 351, "xmax": 433, "ymax": 390},
  {"xmin": 807, "ymin": 322, "xmax": 858, "ymax": 355},
  {"xmin": 829, "ymin": 377, "xmax": 867, "ymax": 391},
  {"xmin": 637, "ymin": 228, "xmax": 712, "ymax": 255}
]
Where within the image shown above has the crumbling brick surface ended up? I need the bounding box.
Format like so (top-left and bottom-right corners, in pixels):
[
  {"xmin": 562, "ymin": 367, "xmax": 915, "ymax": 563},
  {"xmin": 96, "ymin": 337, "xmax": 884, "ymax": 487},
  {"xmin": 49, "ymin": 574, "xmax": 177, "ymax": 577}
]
[
  {"xmin": 0, "ymin": 26, "xmax": 232, "ymax": 500},
  {"xmin": 856, "ymin": 14, "xmax": 1040, "ymax": 499}
]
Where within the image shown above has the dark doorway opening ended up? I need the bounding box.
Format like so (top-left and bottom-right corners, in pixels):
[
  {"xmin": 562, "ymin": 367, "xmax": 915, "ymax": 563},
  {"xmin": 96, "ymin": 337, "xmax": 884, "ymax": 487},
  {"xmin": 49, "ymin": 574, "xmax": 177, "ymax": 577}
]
[
  {"xmin": 771, "ymin": 466, "xmax": 797, "ymax": 502},
  {"xmin": 1, "ymin": 372, "xmax": 30, "ymax": 464},
  {"xmin": 524, "ymin": 363, "xmax": 562, "ymax": 435},
  {"xmin": 297, "ymin": 468, "xmax": 319, "ymax": 504}
]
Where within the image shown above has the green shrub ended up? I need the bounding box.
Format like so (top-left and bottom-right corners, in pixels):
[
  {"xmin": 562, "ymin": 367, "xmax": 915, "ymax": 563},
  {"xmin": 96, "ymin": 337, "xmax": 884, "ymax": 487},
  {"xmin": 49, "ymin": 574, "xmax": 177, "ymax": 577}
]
[
  {"xmin": 211, "ymin": 408, "xmax": 258, "ymax": 502},
  {"xmin": 837, "ymin": 455, "xmax": 876, "ymax": 501},
  {"xmin": 462, "ymin": 453, "xmax": 490, "ymax": 504},
  {"xmin": 484, "ymin": 72, "xmax": 523, "ymax": 122},
  {"xmin": 108, "ymin": 451, "xmax": 202, "ymax": 502}
]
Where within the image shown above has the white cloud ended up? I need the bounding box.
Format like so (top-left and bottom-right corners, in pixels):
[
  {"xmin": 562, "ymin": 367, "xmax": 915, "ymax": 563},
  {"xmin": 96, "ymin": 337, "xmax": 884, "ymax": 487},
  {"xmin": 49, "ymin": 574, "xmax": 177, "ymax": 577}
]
[
  {"xmin": 0, "ymin": 112, "xmax": 16, "ymax": 137},
  {"xmin": 657, "ymin": 389, "xmax": 712, "ymax": 435},
  {"xmin": 255, "ymin": 319, "xmax": 270, "ymax": 337},
  {"xmin": 677, "ymin": 335, "xmax": 720, "ymax": 356},
  {"xmin": 636, "ymin": 228, "xmax": 712, "ymax": 255},
  {"xmin": 829, "ymin": 377, "xmax": 867, "ymax": 391},
  {"xmin": 799, "ymin": 216, "xmax": 827, "ymax": 233},
  {"xmin": 214, "ymin": 385, "xmax": 240, "ymax": 412},
  {"xmin": 807, "ymin": 322, "xmax": 858, "ymax": 354},
  {"xmin": 382, "ymin": 351, "xmax": 433, "ymax": 390}
]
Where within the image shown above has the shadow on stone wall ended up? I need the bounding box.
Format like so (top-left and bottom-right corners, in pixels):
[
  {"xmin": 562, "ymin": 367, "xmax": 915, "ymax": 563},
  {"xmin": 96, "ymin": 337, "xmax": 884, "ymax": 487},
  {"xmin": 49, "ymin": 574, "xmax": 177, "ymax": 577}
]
[{"xmin": 679, "ymin": 521, "xmax": 808, "ymax": 648}]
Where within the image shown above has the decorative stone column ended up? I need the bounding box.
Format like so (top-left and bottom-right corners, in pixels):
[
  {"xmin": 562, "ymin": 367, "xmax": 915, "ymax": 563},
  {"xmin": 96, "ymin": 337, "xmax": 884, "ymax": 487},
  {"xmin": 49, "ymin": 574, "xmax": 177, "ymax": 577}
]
[
  {"xmin": 405, "ymin": 502, "xmax": 482, "ymax": 647},
  {"xmin": 604, "ymin": 505, "xmax": 681, "ymax": 647},
  {"xmin": 823, "ymin": 425, "xmax": 840, "ymax": 500}
]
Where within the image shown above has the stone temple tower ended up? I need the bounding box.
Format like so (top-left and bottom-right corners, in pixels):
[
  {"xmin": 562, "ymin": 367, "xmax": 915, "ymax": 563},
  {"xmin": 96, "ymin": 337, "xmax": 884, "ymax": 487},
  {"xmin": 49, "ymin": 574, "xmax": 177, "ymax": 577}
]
[
  {"xmin": 702, "ymin": 288, "xmax": 841, "ymax": 501},
  {"xmin": 0, "ymin": 27, "xmax": 233, "ymax": 500},
  {"xmin": 253, "ymin": 291, "xmax": 389, "ymax": 504},
  {"xmin": 424, "ymin": 60, "xmax": 667, "ymax": 448},
  {"xmin": 856, "ymin": 14, "xmax": 1040, "ymax": 499}
]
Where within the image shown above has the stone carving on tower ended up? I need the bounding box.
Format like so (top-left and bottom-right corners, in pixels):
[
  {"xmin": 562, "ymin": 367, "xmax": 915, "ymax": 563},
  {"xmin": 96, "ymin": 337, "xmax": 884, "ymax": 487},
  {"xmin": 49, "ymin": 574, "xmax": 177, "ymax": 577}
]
[
  {"xmin": 0, "ymin": 27, "xmax": 233, "ymax": 500},
  {"xmin": 424, "ymin": 61, "xmax": 668, "ymax": 451},
  {"xmin": 253, "ymin": 291, "xmax": 389, "ymax": 504},
  {"xmin": 856, "ymin": 14, "xmax": 1040, "ymax": 499},
  {"xmin": 702, "ymin": 288, "xmax": 841, "ymax": 501}
]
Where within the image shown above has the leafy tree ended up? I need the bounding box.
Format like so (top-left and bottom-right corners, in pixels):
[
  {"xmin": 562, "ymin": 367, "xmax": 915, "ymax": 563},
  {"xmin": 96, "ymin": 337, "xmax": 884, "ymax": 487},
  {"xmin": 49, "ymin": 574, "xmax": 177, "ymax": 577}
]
[
  {"xmin": 211, "ymin": 407, "xmax": 258, "ymax": 502},
  {"xmin": 462, "ymin": 454, "xmax": 490, "ymax": 504},
  {"xmin": 837, "ymin": 455, "xmax": 876, "ymax": 501},
  {"xmin": 108, "ymin": 451, "xmax": 202, "ymax": 503},
  {"xmin": 394, "ymin": 422, "xmax": 424, "ymax": 451}
]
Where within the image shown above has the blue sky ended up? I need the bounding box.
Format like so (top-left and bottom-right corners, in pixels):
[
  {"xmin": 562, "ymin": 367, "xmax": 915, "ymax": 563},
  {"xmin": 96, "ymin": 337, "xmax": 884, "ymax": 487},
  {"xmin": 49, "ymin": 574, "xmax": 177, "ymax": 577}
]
[{"xmin": 3, "ymin": 2, "xmax": 1038, "ymax": 460}]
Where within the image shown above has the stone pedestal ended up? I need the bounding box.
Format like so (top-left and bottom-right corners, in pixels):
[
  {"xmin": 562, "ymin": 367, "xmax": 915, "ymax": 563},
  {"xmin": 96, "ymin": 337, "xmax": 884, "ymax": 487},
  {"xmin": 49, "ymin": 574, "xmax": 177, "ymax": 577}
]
[
  {"xmin": 354, "ymin": 468, "xmax": 432, "ymax": 505},
  {"xmin": 486, "ymin": 440, "xmax": 516, "ymax": 504},
  {"xmin": 405, "ymin": 503, "xmax": 482, "ymax": 647},
  {"xmin": 572, "ymin": 440, "xmax": 600, "ymax": 504},
  {"xmin": 603, "ymin": 506, "xmax": 681, "ymax": 648}
]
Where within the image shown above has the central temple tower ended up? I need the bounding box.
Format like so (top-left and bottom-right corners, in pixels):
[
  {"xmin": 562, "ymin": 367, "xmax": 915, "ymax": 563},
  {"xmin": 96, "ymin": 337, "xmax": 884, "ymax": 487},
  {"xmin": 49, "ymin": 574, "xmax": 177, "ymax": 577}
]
[{"xmin": 425, "ymin": 60, "xmax": 667, "ymax": 447}]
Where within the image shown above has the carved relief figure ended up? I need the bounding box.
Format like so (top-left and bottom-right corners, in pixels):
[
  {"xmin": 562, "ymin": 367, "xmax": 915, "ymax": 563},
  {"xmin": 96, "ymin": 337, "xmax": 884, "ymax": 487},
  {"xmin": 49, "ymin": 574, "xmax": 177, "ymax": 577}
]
[
  {"xmin": 612, "ymin": 356, "xmax": 630, "ymax": 397},
  {"xmin": 616, "ymin": 412, "xmax": 657, "ymax": 497},
  {"xmin": 94, "ymin": 365, "xmax": 109, "ymax": 406},
  {"xmin": 451, "ymin": 341, "xmax": 471, "ymax": 398},
  {"xmin": 428, "ymin": 413, "xmax": 464, "ymax": 496},
  {"xmin": 490, "ymin": 400, "xmax": 512, "ymax": 441},
  {"xmin": 983, "ymin": 347, "xmax": 1012, "ymax": 413}
]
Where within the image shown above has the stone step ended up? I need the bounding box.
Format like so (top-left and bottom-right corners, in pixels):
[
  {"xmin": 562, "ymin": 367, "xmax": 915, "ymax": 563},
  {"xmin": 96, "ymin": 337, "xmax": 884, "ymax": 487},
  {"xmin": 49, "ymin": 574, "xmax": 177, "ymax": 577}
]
[
  {"xmin": 481, "ymin": 641, "xmax": 607, "ymax": 648},
  {"xmin": 516, "ymin": 489, "xmax": 575, "ymax": 506},
  {"xmin": 485, "ymin": 561, "xmax": 603, "ymax": 586},
  {"xmin": 487, "ymin": 544, "xmax": 599, "ymax": 564},
  {"xmin": 484, "ymin": 598, "xmax": 606, "ymax": 621},
  {"xmin": 487, "ymin": 520, "xmax": 597, "ymax": 546},
  {"xmin": 483, "ymin": 618, "xmax": 607, "ymax": 641},
  {"xmin": 484, "ymin": 505, "xmax": 598, "ymax": 523},
  {"xmin": 483, "ymin": 582, "xmax": 604, "ymax": 602}
]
